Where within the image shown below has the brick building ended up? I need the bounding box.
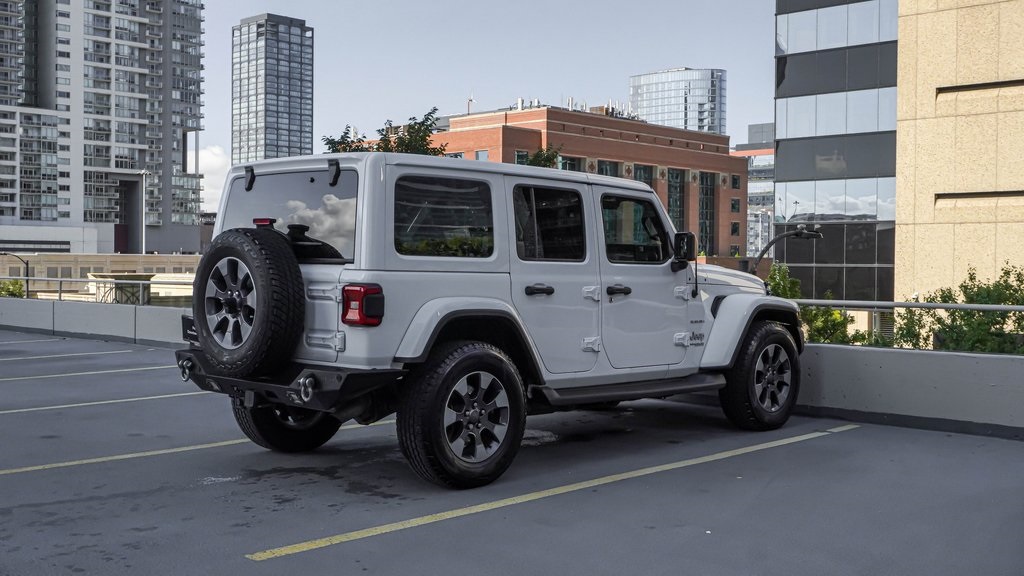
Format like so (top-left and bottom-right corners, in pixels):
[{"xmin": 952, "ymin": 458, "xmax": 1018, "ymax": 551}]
[{"xmin": 433, "ymin": 104, "xmax": 749, "ymax": 257}]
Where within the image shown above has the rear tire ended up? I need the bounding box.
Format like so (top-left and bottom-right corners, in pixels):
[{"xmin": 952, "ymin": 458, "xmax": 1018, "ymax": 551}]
[
  {"xmin": 233, "ymin": 403, "xmax": 341, "ymax": 453},
  {"xmin": 397, "ymin": 341, "xmax": 527, "ymax": 489},
  {"xmin": 720, "ymin": 321, "xmax": 800, "ymax": 431}
]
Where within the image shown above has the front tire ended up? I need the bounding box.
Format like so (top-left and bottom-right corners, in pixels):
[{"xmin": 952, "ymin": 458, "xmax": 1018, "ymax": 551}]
[
  {"xmin": 397, "ymin": 341, "xmax": 527, "ymax": 489},
  {"xmin": 233, "ymin": 403, "xmax": 342, "ymax": 453},
  {"xmin": 720, "ymin": 321, "xmax": 800, "ymax": 431}
]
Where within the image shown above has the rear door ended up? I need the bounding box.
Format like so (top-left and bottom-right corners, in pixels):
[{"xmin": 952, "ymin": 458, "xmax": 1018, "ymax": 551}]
[
  {"xmin": 594, "ymin": 186, "xmax": 690, "ymax": 369},
  {"xmin": 217, "ymin": 165, "xmax": 360, "ymax": 364},
  {"xmin": 506, "ymin": 176, "xmax": 601, "ymax": 374}
]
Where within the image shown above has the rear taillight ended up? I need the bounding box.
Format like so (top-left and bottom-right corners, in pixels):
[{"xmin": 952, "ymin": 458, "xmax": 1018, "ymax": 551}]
[{"xmin": 341, "ymin": 284, "xmax": 384, "ymax": 326}]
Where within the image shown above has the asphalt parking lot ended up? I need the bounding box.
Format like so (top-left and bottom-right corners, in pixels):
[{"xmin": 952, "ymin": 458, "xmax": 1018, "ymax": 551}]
[{"xmin": 0, "ymin": 328, "xmax": 1022, "ymax": 576}]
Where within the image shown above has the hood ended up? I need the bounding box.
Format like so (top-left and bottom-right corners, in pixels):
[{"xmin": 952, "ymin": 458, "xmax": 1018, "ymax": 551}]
[{"xmin": 696, "ymin": 264, "xmax": 766, "ymax": 292}]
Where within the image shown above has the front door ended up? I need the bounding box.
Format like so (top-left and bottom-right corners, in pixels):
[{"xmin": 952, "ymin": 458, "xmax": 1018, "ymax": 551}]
[
  {"xmin": 594, "ymin": 187, "xmax": 692, "ymax": 369},
  {"xmin": 507, "ymin": 177, "xmax": 601, "ymax": 374}
]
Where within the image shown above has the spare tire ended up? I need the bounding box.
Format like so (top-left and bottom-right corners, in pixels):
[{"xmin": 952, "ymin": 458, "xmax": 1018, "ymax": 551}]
[{"xmin": 193, "ymin": 227, "xmax": 305, "ymax": 378}]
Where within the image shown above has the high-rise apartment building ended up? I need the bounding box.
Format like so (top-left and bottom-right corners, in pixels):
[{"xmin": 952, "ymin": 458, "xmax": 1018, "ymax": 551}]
[
  {"xmin": 231, "ymin": 14, "xmax": 313, "ymax": 165},
  {"xmin": 629, "ymin": 68, "xmax": 727, "ymax": 135},
  {"xmin": 0, "ymin": 0, "xmax": 204, "ymax": 254},
  {"xmin": 773, "ymin": 0, "xmax": 897, "ymax": 300}
]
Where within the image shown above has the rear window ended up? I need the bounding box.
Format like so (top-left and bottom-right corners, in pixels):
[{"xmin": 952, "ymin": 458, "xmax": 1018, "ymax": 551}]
[
  {"xmin": 221, "ymin": 169, "xmax": 358, "ymax": 257},
  {"xmin": 394, "ymin": 175, "xmax": 493, "ymax": 258}
]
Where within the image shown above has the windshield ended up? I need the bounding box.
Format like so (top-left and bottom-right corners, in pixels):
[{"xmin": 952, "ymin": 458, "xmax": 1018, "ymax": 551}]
[{"xmin": 220, "ymin": 168, "xmax": 358, "ymax": 257}]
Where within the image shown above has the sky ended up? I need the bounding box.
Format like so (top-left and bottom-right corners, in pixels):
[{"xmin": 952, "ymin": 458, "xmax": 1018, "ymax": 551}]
[{"xmin": 198, "ymin": 0, "xmax": 777, "ymax": 210}]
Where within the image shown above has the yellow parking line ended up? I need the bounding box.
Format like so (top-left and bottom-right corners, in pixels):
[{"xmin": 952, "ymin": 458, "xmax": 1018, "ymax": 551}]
[
  {"xmin": 0, "ymin": 420, "xmax": 395, "ymax": 477},
  {"xmin": 247, "ymin": 426, "xmax": 860, "ymax": 561},
  {"xmin": 0, "ymin": 439, "xmax": 250, "ymax": 476},
  {"xmin": 0, "ymin": 365, "xmax": 177, "ymax": 382},
  {"xmin": 0, "ymin": 391, "xmax": 212, "ymax": 415},
  {"xmin": 0, "ymin": 338, "xmax": 62, "ymax": 345},
  {"xmin": 0, "ymin": 349, "xmax": 135, "ymax": 362}
]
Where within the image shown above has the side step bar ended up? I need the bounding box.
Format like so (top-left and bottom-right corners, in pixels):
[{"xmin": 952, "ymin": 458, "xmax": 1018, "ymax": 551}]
[{"xmin": 533, "ymin": 373, "xmax": 726, "ymax": 407}]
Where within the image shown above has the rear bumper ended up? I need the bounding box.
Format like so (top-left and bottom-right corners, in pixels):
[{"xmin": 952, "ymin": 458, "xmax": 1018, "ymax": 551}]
[{"xmin": 175, "ymin": 348, "xmax": 405, "ymax": 413}]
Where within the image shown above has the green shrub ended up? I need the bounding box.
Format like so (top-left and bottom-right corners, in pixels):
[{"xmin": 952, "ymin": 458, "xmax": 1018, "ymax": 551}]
[
  {"xmin": 896, "ymin": 264, "xmax": 1024, "ymax": 354},
  {"xmin": 0, "ymin": 279, "xmax": 23, "ymax": 298}
]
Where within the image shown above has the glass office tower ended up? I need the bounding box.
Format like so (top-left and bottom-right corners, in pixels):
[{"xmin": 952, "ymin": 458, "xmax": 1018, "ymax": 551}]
[
  {"xmin": 773, "ymin": 0, "xmax": 897, "ymax": 300},
  {"xmin": 231, "ymin": 14, "xmax": 314, "ymax": 165},
  {"xmin": 629, "ymin": 68, "xmax": 727, "ymax": 135}
]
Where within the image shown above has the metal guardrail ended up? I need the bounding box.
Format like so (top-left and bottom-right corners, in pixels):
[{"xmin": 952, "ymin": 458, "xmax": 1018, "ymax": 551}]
[
  {"xmin": 795, "ymin": 299, "xmax": 1024, "ymax": 313},
  {"xmin": 0, "ymin": 275, "xmax": 193, "ymax": 304},
  {"xmin": 793, "ymin": 298, "xmax": 1024, "ymax": 355}
]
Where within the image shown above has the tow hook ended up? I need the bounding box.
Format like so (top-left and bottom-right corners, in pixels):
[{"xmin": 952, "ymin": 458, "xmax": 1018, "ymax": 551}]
[
  {"xmin": 298, "ymin": 375, "xmax": 317, "ymax": 403},
  {"xmin": 179, "ymin": 359, "xmax": 194, "ymax": 382}
]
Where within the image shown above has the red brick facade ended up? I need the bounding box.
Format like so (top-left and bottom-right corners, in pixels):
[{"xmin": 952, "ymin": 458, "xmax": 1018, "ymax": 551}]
[{"xmin": 434, "ymin": 106, "xmax": 749, "ymax": 257}]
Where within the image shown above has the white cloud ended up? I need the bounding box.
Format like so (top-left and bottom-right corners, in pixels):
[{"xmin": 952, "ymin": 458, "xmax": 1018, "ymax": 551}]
[{"xmin": 198, "ymin": 145, "xmax": 230, "ymax": 212}]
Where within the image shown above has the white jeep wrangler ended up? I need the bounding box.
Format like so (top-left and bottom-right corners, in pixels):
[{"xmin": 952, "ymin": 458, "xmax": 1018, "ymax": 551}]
[{"xmin": 176, "ymin": 152, "xmax": 803, "ymax": 488}]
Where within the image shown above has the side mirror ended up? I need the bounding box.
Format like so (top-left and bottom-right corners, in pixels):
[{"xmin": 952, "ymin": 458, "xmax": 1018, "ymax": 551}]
[{"xmin": 671, "ymin": 231, "xmax": 696, "ymax": 272}]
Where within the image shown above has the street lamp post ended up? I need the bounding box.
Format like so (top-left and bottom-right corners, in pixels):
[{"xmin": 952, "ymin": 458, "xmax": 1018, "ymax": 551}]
[
  {"xmin": 0, "ymin": 252, "xmax": 29, "ymax": 298},
  {"xmin": 750, "ymin": 223, "xmax": 823, "ymax": 277},
  {"xmin": 139, "ymin": 170, "xmax": 152, "ymax": 254}
]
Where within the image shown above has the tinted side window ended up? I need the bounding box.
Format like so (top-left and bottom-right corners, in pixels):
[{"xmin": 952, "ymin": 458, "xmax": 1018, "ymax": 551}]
[
  {"xmin": 601, "ymin": 195, "xmax": 670, "ymax": 264},
  {"xmin": 394, "ymin": 175, "xmax": 493, "ymax": 258},
  {"xmin": 513, "ymin": 186, "xmax": 585, "ymax": 261}
]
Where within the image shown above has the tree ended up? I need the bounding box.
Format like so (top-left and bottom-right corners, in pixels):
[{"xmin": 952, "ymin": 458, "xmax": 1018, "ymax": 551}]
[
  {"xmin": 765, "ymin": 262, "xmax": 866, "ymax": 345},
  {"xmin": 767, "ymin": 261, "xmax": 1024, "ymax": 352},
  {"xmin": 0, "ymin": 279, "xmax": 23, "ymax": 298},
  {"xmin": 894, "ymin": 264, "xmax": 1024, "ymax": 354},
  {"xmin": 322, "ymin": 126, "xmax": 369, "ymax": 153},
  {"xmin": 523, "ymin": 144, "xmax": 562, "ymax": 168},
  {"xmin": 323, "ymin": 107, "xmax": 447, "ymax": 156}
]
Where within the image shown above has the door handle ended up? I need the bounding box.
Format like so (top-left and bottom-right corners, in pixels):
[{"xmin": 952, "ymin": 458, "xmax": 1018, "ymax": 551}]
[
  {"xmin": 525, "ymin": 283, "xmax": 555, "ymax": 296},
  {"xmin": 606, "ymin": 284, "xmax": 632, "ymax": 296}
]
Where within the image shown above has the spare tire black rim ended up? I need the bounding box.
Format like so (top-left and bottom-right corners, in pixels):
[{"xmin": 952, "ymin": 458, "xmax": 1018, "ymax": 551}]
[{"xmin": 204, "ymin": 256, "xmax": 257, "ymax": 350}]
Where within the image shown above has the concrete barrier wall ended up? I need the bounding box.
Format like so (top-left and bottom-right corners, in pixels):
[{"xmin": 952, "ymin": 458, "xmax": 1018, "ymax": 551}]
[
  {"xmin": 0, "ymin": 300, "xmax": 187, "ymax": 347},
  {"xmin": 135, "ymin": 306, "xmax": 189, "ymax": 345},
  {"xmin": 0, "ymin": 298, "xmax": 55, "ymax": 332},
  {"xmin": 54, "ymin": 301, "xmax": 136, "ymax": 342},
  {"xmin": 800, "ymin": 344, "xmax": 1024, "ymax": 430}
]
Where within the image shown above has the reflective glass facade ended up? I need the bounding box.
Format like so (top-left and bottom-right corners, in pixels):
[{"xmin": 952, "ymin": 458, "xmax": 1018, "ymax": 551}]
[
  {"xmin": 774, "ymin": 0, "xmax": 896, "ymax": 301},
  {"xmin": 629, "ymin": 68, "xmax": 726, "ymax": 135},
  {"xmin": 232, "ymin": 14, "xmax": 314, "ymax": 165}
]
